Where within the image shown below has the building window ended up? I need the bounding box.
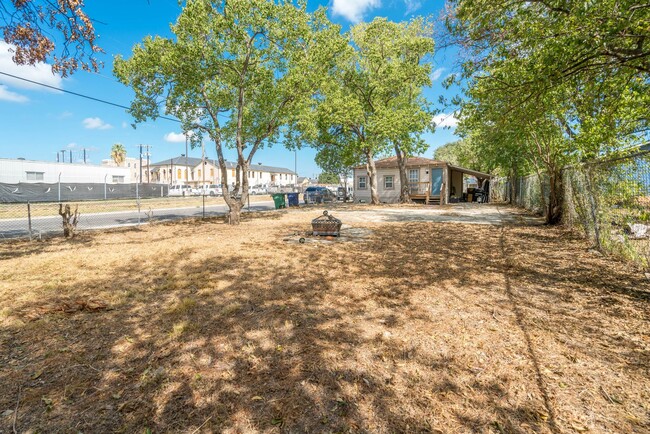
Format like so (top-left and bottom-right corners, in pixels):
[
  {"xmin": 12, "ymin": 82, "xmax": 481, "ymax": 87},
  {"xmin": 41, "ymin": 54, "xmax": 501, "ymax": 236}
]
[
  {"xmin": 210, "ymin": 168, "xmax": 214, "ymax": 177},
  {"xmin": 112, "ymin": 175, "xmax": 125, "ymax": 183},
  {"xmin": 198, "ymin": 169, "xmax": 202, "ymax": 178},
  {"xmin": 408, "ymin": 169, "xmax": 419, "ymax": 183},
  {"xmin": 25, "ymin": 171, "xmax": 44, "ymax": 181},
  {"xmin": 358, "ymin": 176, "xmax": 367, "ymax": 190},
  {"xmin": 384, "ymin": 175, "xmax": 394, "ymax": 190},
  {"xmin": 232, "ymin": 169, "xmax": 236, "ymax": 177},
  {"xmin": 177, "ymin": 169, "xmax": 182, "ymax": 179},
  {"xmin": 128, "ymin": 163, "xmax": 131, "ymax": 168}
]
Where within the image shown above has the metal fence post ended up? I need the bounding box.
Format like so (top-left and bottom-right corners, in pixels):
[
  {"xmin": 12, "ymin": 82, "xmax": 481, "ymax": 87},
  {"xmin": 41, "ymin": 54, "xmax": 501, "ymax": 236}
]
[
  {"xmin": 136, "ymin": 181, "xmax": 141, "ymax": 226},
  {"xmin": 58, "ymin": 172, "xmax": 62, "ymax": 202},
  {"xmin": 27, "ymin": 202, "xmax": 33, "ymax": 240},
  {"xmin": 104, "ymin": 174, "xmax": 108, "ymax": 200},
  {"xmin": 202, "ymin": 195, "xmax": 206, "ymax": 219}
]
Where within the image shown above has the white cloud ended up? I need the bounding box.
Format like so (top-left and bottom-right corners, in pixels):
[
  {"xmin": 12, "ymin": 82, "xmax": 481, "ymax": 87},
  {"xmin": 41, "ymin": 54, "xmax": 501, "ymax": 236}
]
[
  {"xmin": 66, "ymin": 142, "xmax": 77, "ymax": 149},
  {"xmin": 331, "ymin": 0, "xmax": 381, "ymax": 22},
  {"xmin": 404, "ymin": 0, "xmax": 422, "ymax": 15},
  {"xmin": 83, "ymin": 117, "xmax": 113, "ymax": 130},
  {"xmin": 431, "ymin": 67, "xmax": 446, "ymax": 81},
  {"xmin": 432, "ymin": 113, "xmax": 459, "ymax": 128},
  {"xmin": 0, "ymin": 41, "xmax": 63, "ymax": 91},
  {"xmin": 0, "ymin": 84, "xmax": 28, "ymax": 103},
  {"xmin": 164, "ymin": 131, "xmax": 194, "ymax": 143}
]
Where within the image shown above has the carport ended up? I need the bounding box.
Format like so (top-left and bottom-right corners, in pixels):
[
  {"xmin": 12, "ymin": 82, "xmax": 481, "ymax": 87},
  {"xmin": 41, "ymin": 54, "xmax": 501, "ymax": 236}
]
[{"xmin": 445, "ymin": 165, "xmax": 492, "ymax": 204}]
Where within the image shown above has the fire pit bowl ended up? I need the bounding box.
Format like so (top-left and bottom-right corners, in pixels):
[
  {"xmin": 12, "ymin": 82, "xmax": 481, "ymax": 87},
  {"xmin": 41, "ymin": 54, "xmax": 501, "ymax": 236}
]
[{"xmin": 311, "ymin": 210, "xmax": 342, "ymax": 237}]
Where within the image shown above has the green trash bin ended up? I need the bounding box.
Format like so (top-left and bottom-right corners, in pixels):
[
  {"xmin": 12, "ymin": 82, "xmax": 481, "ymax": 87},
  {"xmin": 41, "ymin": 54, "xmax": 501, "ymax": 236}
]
[{"xmin": 271, "ymin": 193, "xmax": 286, "ymax": 209}]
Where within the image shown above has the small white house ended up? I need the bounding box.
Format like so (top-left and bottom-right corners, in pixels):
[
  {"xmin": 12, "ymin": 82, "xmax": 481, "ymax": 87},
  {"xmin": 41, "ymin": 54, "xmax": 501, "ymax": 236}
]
[
  {"xmin": 353, "ymin": 156, "xmax": 492, "ymax": 204},
  {"xmin": 0, "ymin": 158, "xmax": 132, "ymax": 184}
]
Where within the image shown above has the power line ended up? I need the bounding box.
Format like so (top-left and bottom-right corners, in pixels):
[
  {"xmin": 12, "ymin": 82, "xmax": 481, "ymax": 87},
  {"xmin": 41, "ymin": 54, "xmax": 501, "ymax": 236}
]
[{"xmin": 0, "ymin": 70, "xmax": 180, "ymax": 123}]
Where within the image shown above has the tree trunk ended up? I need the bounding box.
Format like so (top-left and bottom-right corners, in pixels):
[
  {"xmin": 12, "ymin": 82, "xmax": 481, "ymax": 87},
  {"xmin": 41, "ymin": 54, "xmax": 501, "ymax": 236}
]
[
  {"xmin": 365, "ymin": 149, "xmax": 380, "ymax": 205},
  {"xmin": 546, "ymin": 169, "xmax": 563, "ymax": 225},
  {"xmin": 394, "ymin": 142, "xmax": 411, "ymax": 203},
  {"xmin": 228, "ymin": 201, "xmax": 243, "ymax": 225},
  {"xmin": 58, "ymin": 203, "xmax": 79, "ymax": 238},
  {"xmin": 214, "ymin": 139, "xmax": 241, "ymax": 225}
]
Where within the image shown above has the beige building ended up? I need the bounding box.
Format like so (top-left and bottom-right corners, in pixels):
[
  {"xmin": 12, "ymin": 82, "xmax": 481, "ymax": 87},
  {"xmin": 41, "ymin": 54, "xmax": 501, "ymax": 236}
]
[{"xmin": 147, "ymin": 156, "xmax": 296, "ymax": 188}]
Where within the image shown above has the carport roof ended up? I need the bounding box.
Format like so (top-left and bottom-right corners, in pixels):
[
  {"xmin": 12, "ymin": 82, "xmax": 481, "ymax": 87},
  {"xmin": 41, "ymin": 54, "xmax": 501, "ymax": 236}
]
[{"xmin": 447, "ymin": 165, "xmax": 492, "ymax": 179}]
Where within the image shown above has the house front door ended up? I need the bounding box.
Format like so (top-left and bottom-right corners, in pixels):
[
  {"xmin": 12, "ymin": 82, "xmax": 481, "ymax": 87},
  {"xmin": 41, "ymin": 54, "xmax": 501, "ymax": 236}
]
[{"xmin": 431, "ymin": 168, "xmax": 443, "ymax": 195}]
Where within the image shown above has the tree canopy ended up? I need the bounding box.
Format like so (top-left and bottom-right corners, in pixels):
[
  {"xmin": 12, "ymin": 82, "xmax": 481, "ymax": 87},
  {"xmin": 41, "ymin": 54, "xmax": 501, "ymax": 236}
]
[
  {"xmin": 0, "ymin": 0, "xmax": 101, "ymax": 76},
  {"xmin": 293, "ymin": 16, "xmax": 435, "ymax": 204},
  {"xmin": 445, "ymin": 0, "xmax": 650, "ymax": 223},
  {"xmin": 115, "ymin": 0, "xmax": 342, "ymax": 223},
  {"xmin": 110, "ymin": 143, "xmax": 126, "ymax": 166}
]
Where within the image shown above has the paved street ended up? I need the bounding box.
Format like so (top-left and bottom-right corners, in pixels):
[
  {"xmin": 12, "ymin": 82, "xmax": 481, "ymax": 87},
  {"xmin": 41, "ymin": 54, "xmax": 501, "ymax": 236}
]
[{"xmin": 0, "ymin": 201, "xmax": 276, "ymax": 239}]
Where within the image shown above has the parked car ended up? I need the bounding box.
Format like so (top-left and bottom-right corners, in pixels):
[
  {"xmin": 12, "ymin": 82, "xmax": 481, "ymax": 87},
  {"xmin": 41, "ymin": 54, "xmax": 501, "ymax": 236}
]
[
  {"xmin": 337, "ymin": 186, "xmax": 354, "ymax": 202},
  {"xmin": 249, "ymin": 185, "xmax": 268, "ymax": 195},
  {"xmin": 303, "ymin": 186, "xmax": 336, "ymax": 204},
  {"xmin": 168, "ymin": 184, "xmax": 193, "ymax": 197},
  {"xmin": 193, "ymin": 184, "xmax": 222, "ymax": 196}
]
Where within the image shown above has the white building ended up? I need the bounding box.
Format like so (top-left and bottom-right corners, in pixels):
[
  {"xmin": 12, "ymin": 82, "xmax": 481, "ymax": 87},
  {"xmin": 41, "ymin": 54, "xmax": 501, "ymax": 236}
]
[
  {"xmin": 147, "ymin": 156, "xmax": 297, "ymax": 188},
  {"xmin": 0, "ymin": 158, "xmax": 132, "ymax": 184}
]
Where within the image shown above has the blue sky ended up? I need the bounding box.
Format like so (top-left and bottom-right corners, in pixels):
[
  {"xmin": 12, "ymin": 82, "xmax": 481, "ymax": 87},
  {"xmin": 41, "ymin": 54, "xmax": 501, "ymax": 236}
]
[{"xmin": 0, "ymin": 0, "xmax": 460, "ymax": 178}]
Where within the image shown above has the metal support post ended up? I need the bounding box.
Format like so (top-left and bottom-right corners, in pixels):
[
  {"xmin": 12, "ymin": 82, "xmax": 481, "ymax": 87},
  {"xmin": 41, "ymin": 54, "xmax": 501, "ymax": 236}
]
[{"xmin": 27, "ymin": 202, "xmax": 33, "ymax": 240}]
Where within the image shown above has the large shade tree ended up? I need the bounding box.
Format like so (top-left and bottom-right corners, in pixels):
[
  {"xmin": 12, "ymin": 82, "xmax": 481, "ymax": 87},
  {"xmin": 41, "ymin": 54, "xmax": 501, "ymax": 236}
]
[
  {"xmin": 115, "ymin": 0, "xmax": 343, "ymax": 224},
  {"xmin": 294, "ymin": 17, "xmax": 435, "ymax": 205}
]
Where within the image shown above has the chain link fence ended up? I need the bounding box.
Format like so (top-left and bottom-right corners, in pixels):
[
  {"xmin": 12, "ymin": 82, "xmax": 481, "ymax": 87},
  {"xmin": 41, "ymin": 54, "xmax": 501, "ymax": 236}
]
[
  {"xmin": 491, "ymin": 149, "xmax": 650, "ymax": 267},
  {"xmin": 0, "ymin": 183, "xmax": 279, "ymax": 240}
]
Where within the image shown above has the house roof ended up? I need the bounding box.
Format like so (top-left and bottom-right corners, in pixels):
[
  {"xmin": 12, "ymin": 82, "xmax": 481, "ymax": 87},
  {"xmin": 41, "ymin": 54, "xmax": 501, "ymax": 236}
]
[
  {"xmin": 354, "ymin": 156, "xmax": 445, "ymax": 170},
  {"xmin": 149, "ymin": 157, "xmax": 205, "ymax": 168},
  {"xmin": 149, "ymin": 156, "xmax": 295, "ymax": 174}
]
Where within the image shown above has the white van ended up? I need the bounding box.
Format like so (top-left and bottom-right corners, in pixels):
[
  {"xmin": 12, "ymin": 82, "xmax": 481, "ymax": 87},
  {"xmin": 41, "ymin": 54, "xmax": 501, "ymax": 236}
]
[{"xmin": 168, "ymin": 184, "xmax": 193, "ymax": 197}]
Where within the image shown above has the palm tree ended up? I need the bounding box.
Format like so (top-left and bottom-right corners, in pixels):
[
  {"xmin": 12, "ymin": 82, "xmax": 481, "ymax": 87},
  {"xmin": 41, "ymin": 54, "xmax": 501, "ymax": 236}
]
[{"xmin": 110, "ymin": 143, "xmax": 126, "ymax": 166}]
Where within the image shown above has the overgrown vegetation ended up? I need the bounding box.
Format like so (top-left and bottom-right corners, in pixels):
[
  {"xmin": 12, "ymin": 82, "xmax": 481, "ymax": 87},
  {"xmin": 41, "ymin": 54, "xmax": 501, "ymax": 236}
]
[{"xmin": 443, "ymin": 0, "xmax": 650, "ymax": 224}]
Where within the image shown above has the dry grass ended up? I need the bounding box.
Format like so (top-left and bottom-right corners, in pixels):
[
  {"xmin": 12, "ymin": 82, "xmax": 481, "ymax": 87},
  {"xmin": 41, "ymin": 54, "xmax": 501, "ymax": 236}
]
[{"xmin": 0, "ymin": 206, "xmax": 649, "ymax": 433}]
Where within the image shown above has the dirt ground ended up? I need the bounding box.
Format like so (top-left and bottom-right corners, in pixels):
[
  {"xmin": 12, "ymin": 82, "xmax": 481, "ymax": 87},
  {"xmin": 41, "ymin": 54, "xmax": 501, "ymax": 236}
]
[{"xmin": 0, "ymin": 204, "xmax": 648, "ymax": 433}]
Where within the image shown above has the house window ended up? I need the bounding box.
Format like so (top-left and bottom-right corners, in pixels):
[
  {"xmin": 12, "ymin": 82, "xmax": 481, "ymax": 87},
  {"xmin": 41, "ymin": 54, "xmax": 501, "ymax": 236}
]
[
  {"xmin": 409, "ymin": 169, "xmax": 419, "ymax": 183},
  {"xmin": 25, "ymin": 171, "xmax": 44, "ymax": 181},
  {"xmin": 358, "ymin": 176, "xmax": 367, "ymax": 190},
  {"xmin": 210, "ymin": 168, "xmax": 214, "ymax": 177},
  {"xmin": 112, "ymin": 175, "xmax": 125, "ymax": 183},
  {"xmin": 177, "ymin": 169, "xmax": 182, "ymax": 179},
  {"xmin": 198, "ymin": 169, "xmax": 202, "ymax": 178},
  {"xmin": 232, "ymin": 169, "xmax": 236, "ymax": 177},
  {"xmin": 384, "ymin": 175, "xmax": 394, "ymax": 190}
]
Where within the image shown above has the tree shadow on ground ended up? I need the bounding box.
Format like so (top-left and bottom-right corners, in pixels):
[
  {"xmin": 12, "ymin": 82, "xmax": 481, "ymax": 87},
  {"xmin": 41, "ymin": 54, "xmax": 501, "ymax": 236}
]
[{"xmin": 0, "ymin": 221, "xmax": 648, "ymax": 433}]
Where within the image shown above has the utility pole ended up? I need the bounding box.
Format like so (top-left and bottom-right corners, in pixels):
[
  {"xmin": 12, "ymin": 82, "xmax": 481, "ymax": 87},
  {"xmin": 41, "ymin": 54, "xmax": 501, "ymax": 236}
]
[
  {"xmin": 69, "ymin": 149, "xmax": 72, "ymax": 163},
  {"xmin": 83, "ymin": 148, "xmax": 87, "ymax": 164},
  {"xmin": 143, "ymin": 145, "xmax": 152, "ymax": 183},
  {"xmin": 60, "ymin": 150, "xmax": 66, "ymax": 164}
]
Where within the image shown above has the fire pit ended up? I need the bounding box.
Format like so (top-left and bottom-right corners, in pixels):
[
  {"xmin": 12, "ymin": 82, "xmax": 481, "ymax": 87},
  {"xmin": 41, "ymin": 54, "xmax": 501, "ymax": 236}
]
[{"xmin": 311, "ymin": 210, "xmax": 342, "ymax": 237}]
